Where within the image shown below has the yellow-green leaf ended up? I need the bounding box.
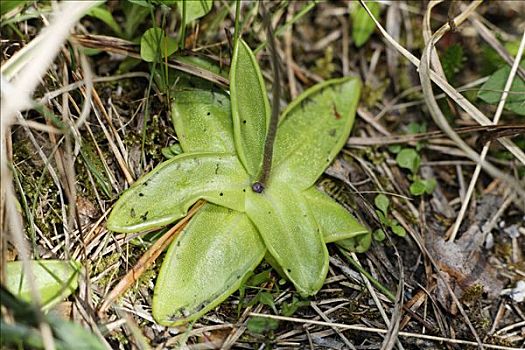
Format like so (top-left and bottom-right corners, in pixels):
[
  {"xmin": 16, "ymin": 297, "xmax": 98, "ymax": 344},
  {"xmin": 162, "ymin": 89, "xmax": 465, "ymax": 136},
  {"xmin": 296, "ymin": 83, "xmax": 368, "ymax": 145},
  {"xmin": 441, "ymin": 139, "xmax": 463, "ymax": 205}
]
[
  {"xmin": 6, "ymin": 260, "xmax": 81, "ymax": 310},
  {"xmin": 171, "ymin": 89, "xmax": 235, "ymax": 153},
  {"xmin": 176, "ymin": 0, "xmax": 213, "ymax": 26},
  {"xmin": 140, "ymin": 27, "xmax": 178, "ymax": 62},
  {"xmin": 153, "ymin": 203, "xmax": 265, "ymax": 325},
  {"xmin": 107, "ymin": 153, "xmax": 249, "ymax": 233},
  {"xmin": 302, "ymin": 186, "xmax": 370, "ymax": 251},
  {"xmin": 272, "ymin": 77, "xmax": 361, "ymax": 189},
  {"xmin": 351, "ymin": 1, "xmax": 380, "ymax": 48},
  {"xmin": 230, "ymin": 39, "xmax": 270, "ymax": 176},
  {"xmin": 246, "ymin": 184, "xmax": 328, "ymax": 296}
]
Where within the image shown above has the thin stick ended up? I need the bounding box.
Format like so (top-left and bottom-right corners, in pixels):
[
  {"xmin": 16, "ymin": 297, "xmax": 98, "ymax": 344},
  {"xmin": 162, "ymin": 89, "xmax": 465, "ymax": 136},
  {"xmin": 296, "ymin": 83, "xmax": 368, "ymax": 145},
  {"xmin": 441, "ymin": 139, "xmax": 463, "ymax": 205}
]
[
  {"xmin": 98, "ymin": 200, "xmax": 205, "ymax": 314},
  {"xmin": 248, "ymin": 313, "xmax": 523, "ymax": 350}
]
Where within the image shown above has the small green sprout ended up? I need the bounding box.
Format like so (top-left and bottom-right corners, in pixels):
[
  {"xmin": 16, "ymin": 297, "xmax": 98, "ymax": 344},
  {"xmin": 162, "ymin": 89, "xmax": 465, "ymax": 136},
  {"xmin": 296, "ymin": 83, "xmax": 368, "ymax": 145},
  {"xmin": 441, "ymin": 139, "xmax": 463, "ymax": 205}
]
[
  {"xmin": 373, "ymin": 194, "xmax": 406, "ymax": 240},
  {"xmin": 390, "ymin": 123, "xmax": 436, "ymax": 197}
]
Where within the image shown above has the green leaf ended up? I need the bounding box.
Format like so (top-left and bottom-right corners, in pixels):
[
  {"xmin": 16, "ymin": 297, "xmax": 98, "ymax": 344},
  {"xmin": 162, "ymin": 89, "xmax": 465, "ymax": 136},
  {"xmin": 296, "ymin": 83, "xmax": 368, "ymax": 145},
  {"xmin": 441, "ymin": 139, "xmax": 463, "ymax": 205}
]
[
  {"xmin": 478, "ymin": 65, "xmax": 525, "ymax": 116},
  {"xmin": 140, "ymin": 27, "xmax": 178, "ymax": 62},
  {"xmin": 247, "ymin": 316, "xmax": 279, "ymax": 334},
  {"xmin": 410, "ymin": 178, "xmax": 436, "ymax": 196},
  {"xmin": 391, "ymin": 225, "xmax": 406, "ymax": 237},
  {"xmin": 373, "ymin": 228, "xmax": 385, "ymax": 241},
  {"xmin": 396, "ymin": 148, "xmax": 420, "ymax": 174},
  {"xmin": 442, "ymin": 44, "xmax": 464, "ymax": 81},
  {"xmin": 0, "ymin": 0, "xmax": 30, "ymax": 16},
  {"xmin": 246, "ymin": 184, "xmax": 328, "ymax": 296},
  {"xmin": 256, "ymin": 292, "xmax": 277, "ymax": 313},
  {"xmin": 122, "ymin": 1, "xmax": 150, "ymax": 39},
  {"xmin": 280, "ymin": 296, "xmax": 309, "ymax": 317},
  {"xmin": 51, "ymin": 316, "xmax": 106, "ymax": 350},
  {"xmin": 161, "ymin": 143, "xmax": 183, "ymax": 159},
  {"xmin": 153, "ymin": 204, "xmax": 265, "ymax": 325},
  {"xmin": 374, "ymin": 194, "xmax": 389, "ymax": 216},
  {"xmin": 230, "ymin": 39, "xmax": 270, "ymax": 176},
  {"xmin": 272, "ymin": 77, "xmax": 362, "ymax": 189},
  {"xmin": 127, "ymin": 0, "xmax": 154, "ymax": 8},
  {"xmin": 107, "ymin": 153, "xmax": 249, "ymax": 233},
  {"xmin": 409, "ymin": 180, "xmax": 426, "ymax": 196},
  {"xmin": 86, "ymin": 5, "xmax": 123, "ymax": 36},
  {"xmin": 246, "ymin": 269, "xmax": 272, "ymax": 286},
  {"xmin": 351, "ymin": 1, "xmax": 380, "ymax": 47},
  {"xmin": 6, "ymin": 260, "xmax": 81, "ymax": 310},
  {"xmin": 176, "ymin": 0, "xmax": 213, "ymax": 25},
  {"xmin": 301, "ymin": 186, "xmax": 370, "ymax": 249},
  {"xmin": 171, "ymin": 89, "xmax": 235, "ymax": 153},
  {"xmin": 388, "ymin": 144, "xmax": 402, "ymax": 154}
]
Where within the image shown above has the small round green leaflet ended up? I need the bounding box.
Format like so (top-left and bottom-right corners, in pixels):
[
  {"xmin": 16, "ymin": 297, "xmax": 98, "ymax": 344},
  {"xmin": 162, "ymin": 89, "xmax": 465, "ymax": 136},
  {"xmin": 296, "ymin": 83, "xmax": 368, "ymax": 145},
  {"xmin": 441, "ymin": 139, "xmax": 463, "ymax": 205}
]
[{"xmin": 107, "ymin": 39, "xmax": 371, "ymax": 325}]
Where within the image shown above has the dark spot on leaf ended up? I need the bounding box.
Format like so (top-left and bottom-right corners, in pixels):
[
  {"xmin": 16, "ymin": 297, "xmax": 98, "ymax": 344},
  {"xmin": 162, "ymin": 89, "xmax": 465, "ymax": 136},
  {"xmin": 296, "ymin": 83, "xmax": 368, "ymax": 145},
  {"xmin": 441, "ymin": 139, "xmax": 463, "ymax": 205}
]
[
  {"xmin": 287, "ymin": 268, "xmax": 292, "ymax": 273},
  {"xmin": 328, "ymin": 129, "xmax": 336, "ymax": 137},
  {"xmin": 177, "ymin": 241, "xmax": 181, "ymax": 246},
  {"xmin": 207, "ymin": 112, "xmax": 211, "ymax": 116},
  {"xmin": 141, "ymin": 211, "xmax": 149, "ymax": 221},
  {"xmin": 243, "ymin": 189, "xmax": 246, "ymax": 192},
  {"xmin": 220, "ymin": 192, "xmax": 224, "ymax": 196},
  {"xmin": 242, "ymin": 120, "xmax": 247, "ymax": 124},
  {"xmin": 139, "ymin": 193, "xmax": 144, "ymax": 197},
  {"xmin": 130, "ymin": 208, "xmax": 136, "ymax": 218},
  {"xmin": 215, "ymin": 163, "xmax": 219, "ymax": 174},
  {"xmin": 267, "ymin": 211, "xmax": 271, "ymax": 214},
  {"xmin": 332, "ymin": 104, "xmax": 341, "ymax": 120},
  {"xmin": 143, "ymin": 182, "xmax": 149, "ymax": 186}
]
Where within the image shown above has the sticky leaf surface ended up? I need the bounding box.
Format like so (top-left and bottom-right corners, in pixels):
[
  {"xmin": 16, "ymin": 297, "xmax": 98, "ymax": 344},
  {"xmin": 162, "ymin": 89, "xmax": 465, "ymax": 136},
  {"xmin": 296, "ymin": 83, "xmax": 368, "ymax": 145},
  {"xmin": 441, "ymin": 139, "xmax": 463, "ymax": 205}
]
[
  {"xmin": 302, "ymin": 186, "xmax": 370, "ymax": 251},
  {"xmin": 171, "ymin": 89, "xmax": 234, "ymax": 153},
  {"xmin": 246, "ymin": 184, "xmax": 328, "ymax": 296},
  {"xmin": 272, "ymin": 77, "xmax": 361, "ymax": 189},
  {"xmin": 230, "ymin": 39, "xmax": 270, "ymax": 176},
  {"xmin": 153, "ymin": 203, "xmax": 265, "ymax": 325},
  {"xmin": 107, "ymin": 153, "xmax": 249, "ymax": 233}
]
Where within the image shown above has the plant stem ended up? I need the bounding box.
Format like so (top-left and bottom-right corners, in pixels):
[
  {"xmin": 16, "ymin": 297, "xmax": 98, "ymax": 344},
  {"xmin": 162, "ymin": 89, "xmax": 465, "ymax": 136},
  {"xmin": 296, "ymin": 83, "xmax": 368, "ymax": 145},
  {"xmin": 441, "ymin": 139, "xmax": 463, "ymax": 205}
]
[
  {"xmin": 253, "ymin": 2, "xmax": 281, "ymax": 192},
  {"xmin": 233, "ymin": 0, "xmax": 241, "ymax": 49},
  {"xmin": 179, "ymin": 0, "xmax": 187, "ymax": 50}
]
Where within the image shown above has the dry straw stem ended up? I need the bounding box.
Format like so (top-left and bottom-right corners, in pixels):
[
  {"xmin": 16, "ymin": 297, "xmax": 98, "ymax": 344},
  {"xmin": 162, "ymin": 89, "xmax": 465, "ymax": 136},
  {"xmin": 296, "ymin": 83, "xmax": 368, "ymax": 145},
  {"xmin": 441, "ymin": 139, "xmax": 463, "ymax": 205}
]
[
  {"xmin": 359, "ymin": 0, "xmax": 525, "ymax": 202},
  {"xmin": 248, "ymin": 313, "xmax": 524, "ymax": 350},
  {"xmin": 98, "ymin": 200, "xmax": 205, "ymax": 314}
]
